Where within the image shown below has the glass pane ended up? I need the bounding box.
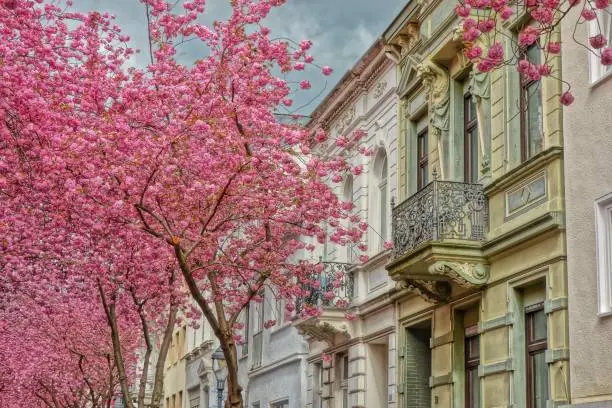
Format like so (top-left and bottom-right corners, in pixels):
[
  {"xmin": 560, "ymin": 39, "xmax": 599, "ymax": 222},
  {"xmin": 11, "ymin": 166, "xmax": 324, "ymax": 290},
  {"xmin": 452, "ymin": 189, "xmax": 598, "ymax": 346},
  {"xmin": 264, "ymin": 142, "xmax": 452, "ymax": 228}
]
[
  {"xmin": 343, "ymin": 355, "xmax": 349, "ymax": 379},
  {"xmin": 532, "ymin": 309, "xmax": 547, "ymax": 341},
  {"xmin": 470, "ymin": 367, "xmax": 481, "ymax": 408},
  {"xmin": 470, "ymin": 128, "xmax": 479, "ymax": 183},
  {"xmin": 343, "ymin": 389, "xmax": 348, "ymax": 408},
  {"xmin": 527, "ymin": 44, "xmax": 541, "ymax": 65},
  {"xmin": 469, "ymin": 335, "xmax": 480, "ymax": 359},
  {"xmin": 526, "ymin": 82, "xmax": 543, "ymax": 158},
  {"xmin": 532, "ymin": 351, "xmax": 549, "ymax": 408},
  {"xmin": 380, "ymin": 183, "xmax": 387, "ymax": 247},
  {"xmin": 467, "ymin": 96, "xmax": 477, "ymax": 122}
]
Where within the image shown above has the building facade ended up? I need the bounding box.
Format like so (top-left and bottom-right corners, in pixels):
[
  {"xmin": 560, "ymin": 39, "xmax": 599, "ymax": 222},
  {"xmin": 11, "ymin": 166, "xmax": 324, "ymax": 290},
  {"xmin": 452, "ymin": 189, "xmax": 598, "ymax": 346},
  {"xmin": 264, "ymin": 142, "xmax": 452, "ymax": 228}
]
[
  {"xmin": 383, "ymin": 0, "xmax": 569, "ymax": 407},
  {"xmin": 295, "ymin": 39, "xmax": 399, "ymax": 408},
  {"xmin": 561, "ymin": 3, "xmax": 612, "ymax": 408}
]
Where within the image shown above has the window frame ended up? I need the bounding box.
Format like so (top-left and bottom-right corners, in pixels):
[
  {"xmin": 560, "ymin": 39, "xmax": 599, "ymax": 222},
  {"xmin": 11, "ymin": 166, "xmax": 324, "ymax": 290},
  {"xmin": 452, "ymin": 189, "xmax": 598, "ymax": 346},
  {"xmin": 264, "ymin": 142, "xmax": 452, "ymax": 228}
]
[
  {"xmin": 596, "ymin": 192, "xmax": 612, "ymax": 316},
  {"xmin": 378, "ymin": 152, "xmax": 388, "ymax": 250},
  {"xmin": 417, "ymin": 128, "xmax": 429, "ymax": 190},
  {"xmin": 464, "ymin": 92, "xmax": 479, "ymax": 183},
  {"xmin": 464, "ymin": 324, "xmax": 480, "ymax": 408},
  {"xmin": 519, "ymin": 44, "xmax": 544, "ymax": 162},
  {"xmin": 525, "ymin": 302, "xmax": 548, "ymax": 408},
  {"xmin": 242, "ymin": 307, "xmax": 249, "ymax": 356},
  {"xmin": 589, "ymin": 12, "xmax": 612, "ymax": 84}
]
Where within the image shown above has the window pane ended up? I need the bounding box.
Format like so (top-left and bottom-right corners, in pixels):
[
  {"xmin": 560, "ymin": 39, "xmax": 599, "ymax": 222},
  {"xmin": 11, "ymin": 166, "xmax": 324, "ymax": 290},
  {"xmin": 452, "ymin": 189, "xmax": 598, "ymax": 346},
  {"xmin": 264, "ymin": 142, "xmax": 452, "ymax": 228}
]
[
  {"xmin": 527, "ymin": 44, "xmax": 541, "ymax": 65},
  {"xmin": 469, "ymin": 128, "xmax": 479, "ymax": 183},
  {"xmin": 531, "ymin": 309, "xmax": 547, "ymax": 341},
  {"xmin": 526, "ymin": 82, "xmax": 543, "ymax": 158},
  {"xmin": 532, "ymin": 351, "xmax": 549, "ymax": 408},
  {"xmin": 470, "ymin": 367, "xmax": 480, "ymax": 408},
  {"xmin": 380, "ymin": 182, "xmax": 387, "ymax": 247}
]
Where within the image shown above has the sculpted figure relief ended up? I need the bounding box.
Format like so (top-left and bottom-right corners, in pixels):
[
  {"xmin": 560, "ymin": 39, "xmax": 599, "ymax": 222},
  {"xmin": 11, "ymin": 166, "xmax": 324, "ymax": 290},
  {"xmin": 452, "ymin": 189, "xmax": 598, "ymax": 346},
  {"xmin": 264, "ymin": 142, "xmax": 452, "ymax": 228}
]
[{"xmin": 418, "ymin": 59, "xmax": 450, "ymax": 179}]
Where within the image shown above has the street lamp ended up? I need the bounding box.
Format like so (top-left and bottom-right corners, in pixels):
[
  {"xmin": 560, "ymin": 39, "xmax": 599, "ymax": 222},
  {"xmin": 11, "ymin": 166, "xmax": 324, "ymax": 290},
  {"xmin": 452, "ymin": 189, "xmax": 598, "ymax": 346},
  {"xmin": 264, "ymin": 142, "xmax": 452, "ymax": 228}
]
[{"xmin": 211, "ymin": 346, "xmax": 227, "ymax": 408}]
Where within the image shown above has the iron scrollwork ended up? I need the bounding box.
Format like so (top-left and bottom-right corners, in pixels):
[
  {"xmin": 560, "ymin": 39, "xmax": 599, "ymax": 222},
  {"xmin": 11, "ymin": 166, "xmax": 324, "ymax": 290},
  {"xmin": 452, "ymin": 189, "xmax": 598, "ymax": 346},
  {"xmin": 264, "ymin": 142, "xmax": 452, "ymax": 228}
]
[
  {"xmin": 295, "ymin": 262, "xmax": 354, "ymax": 313},
  {"xmin": 391, "ymin": 180, "xmax": 488, "ymax": 258}
]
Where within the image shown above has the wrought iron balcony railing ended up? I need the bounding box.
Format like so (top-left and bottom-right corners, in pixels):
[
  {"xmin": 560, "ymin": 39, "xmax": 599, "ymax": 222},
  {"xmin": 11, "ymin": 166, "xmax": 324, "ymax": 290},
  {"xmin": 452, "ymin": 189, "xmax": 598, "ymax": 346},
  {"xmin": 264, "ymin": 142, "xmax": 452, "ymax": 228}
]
[
  {"xmin": 391, "ymin": 179, "xmax": 488, "ymax": 258},
  {"xmin": 295, "ymin": 262, "xmax": 355, "ymax": 314}
]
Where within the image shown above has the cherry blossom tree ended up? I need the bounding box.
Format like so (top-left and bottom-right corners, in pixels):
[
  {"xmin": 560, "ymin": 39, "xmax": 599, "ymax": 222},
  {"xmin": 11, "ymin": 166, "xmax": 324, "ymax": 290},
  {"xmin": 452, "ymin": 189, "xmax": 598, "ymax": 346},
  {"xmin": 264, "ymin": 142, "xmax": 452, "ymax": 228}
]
[
  {"xmin": 1, "ymin": 2, "xmax": 366, "ymax": 408},
  {"xmin": 455, "ymin": 0, "xmax": 611, "ymax": 103}
]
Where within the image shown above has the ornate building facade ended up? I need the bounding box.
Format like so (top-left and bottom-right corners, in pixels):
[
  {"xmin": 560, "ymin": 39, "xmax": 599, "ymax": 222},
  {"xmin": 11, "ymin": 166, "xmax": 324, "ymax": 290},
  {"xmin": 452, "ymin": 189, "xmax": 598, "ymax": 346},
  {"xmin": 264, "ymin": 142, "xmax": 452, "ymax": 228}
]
[
  {"xmin": 383, "ymin": 1, "xmax": 569, "ymax": 407},
  {"xmin": 295, "ymin": 39, "xmax": 400, "ymax": 408}
]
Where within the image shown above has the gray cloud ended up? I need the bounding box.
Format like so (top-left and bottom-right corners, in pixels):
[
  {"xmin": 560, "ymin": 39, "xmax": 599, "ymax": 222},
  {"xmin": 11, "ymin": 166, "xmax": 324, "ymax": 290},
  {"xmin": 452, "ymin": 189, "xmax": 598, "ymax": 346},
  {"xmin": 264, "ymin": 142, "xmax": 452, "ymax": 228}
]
[{"xmin": 75, "ymin": 0, "xmax": 404, "ymax": 114}]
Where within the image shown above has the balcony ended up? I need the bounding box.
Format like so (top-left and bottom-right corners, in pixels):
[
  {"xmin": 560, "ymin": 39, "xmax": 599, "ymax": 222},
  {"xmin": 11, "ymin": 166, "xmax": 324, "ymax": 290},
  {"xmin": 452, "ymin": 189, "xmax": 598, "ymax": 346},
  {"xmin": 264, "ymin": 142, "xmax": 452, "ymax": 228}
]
[
  {"xmin": 387, "ymin": 179, "xmax": 489, "ymax": 303},
  {"xmin": 293, "ymin": 262, "xmax": 355, "ymax": 346}
]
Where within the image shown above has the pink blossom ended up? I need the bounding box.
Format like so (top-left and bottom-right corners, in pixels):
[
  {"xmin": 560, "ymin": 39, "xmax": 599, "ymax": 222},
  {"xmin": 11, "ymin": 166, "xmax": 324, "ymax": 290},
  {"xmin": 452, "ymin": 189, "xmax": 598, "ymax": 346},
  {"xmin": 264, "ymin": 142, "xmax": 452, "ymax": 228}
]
[
  {"xmin": 455, "ymin": 4, "xmax": 471, "ymax": 17},
  {"xmin": 531, "ymin": 7, "xmax": 554, "ymax": 24},
  {"xmin": 477, "ymin": 58, "xmax": 496, "ymax": 72},
  {"xmin": 547, "ymin": 42, "xmax": 561, "ymax": 54},
  {"xmin": 352, "ymin": 165, "xmax": 364, "ymax": 176},
  {"xmin": 537, "ymin": 64, "xmax": 552, "ymax": 76},
  {"xmin": 315, "ymin": 128, "xmax": 327, "ymax": 142},
  {"xmin": 465, "ymin": 45, "xmax": 483, "ymax": 59},
  {"xmin": 304, "ymin": 55, "xmax": 314, "ymax": 63},
  {"xmin": 383, "ymin": 241, "xmax": 394, "ymax": 250},
  {"xmin": 263, "ymin": 320, "xmax": 276, "ymax": 329},
  {"xmin": 478, "ymin": 19, "xmax": 496, "ymax": 33},
  {"xmin": 359, "ymin": 255, "xmax": 370, "ymax": 263},
  {"xmin": 345, "ymin": 312, "xmax": 358, "ymax": 321},
  {"xmin": 519, "ymin": 26, "xmax": 540, "ymax": 46},
  {"xmin": 299, "ymin": 39, "xmax": 313, "ymax": 50},
  {"xmin": 582, "ymin": 8, "xmax": 597, "ymax": 20},
  {"xmin": 500, "ymin": 6, "xmax": 514, "ymax": 19},
  {"xmin": 294, "ymin": 62, "xmax": 305, "ymax": 70},
  {"xmin": 568, "ymin": 0, "xmax": 581, "ymax": 6},
  {"xmin": 282, "ymin": 98, "xmax": 293, "ymax": 106},
  {"xmin": 322, "ymin": 353, "xmax": 332, "ymax": 363},
  {"xmin": 463, "ymin": 27, "xmax": 482, "ymax": 42},
  {"xmin": 602, "ymin": 48, "xmax": 612, "ymax": 65},
  {"xmin": 595, "ymin": 0, "xmax": 610, "ymax": 9},
  {"xmin": 322, "ymin": 66, "xmax": 333, "ymax": 76},
  {"xmin": 463, "ymin": 17, "xmax": 478, "ymax": 29},
  {"xmin": 590, "ymin": 34, "xmax": 607, "ymax": 49},
  {"xmin": 299, "ymin": 80, "xmax": 311, "ymax": 90},
  {"xmin": 487, "ymin": 42, "xmax": 504, "ymax": 61},
  {"xmin": 560, "ymin": 91, "xmax": 575, "ymax": 106}
]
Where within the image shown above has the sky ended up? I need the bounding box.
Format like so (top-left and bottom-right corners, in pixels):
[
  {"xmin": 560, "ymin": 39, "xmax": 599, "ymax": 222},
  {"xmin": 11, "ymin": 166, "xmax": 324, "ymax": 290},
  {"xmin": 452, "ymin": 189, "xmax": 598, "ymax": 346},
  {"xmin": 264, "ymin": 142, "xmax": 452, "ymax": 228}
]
[{"xmin": 76, "ymin": 0, "xmax": 405, "ymax": 115}]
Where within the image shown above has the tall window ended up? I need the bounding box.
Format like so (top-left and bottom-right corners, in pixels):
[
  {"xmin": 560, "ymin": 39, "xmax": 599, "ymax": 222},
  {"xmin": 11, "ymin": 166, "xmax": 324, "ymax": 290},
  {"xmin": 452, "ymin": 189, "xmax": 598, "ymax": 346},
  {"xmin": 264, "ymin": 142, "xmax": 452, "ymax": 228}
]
[
  {"xmin": 595, "ymin": 192, "xmax": 612, "ymax": 315},
  {"xmin": 526, "ymin": 303, "xmax": 548, "ymax": 408},
  {"xmin": 344, "ymin": 174, "xmax": 355, "ymax": 262},
  {"xmin": 417, "ymin": 128, "xmax": 429, "ymax": 190},
  {"xmin": 242, "ymin": 307, "xmax": 249, "ymax": 356},
  {"xmin": 590, "ymin": 13, "xmax": 612, "ymax": 82},
  {"xmin": 340, "ymin": 354, "xmax": 349, "ymax": 408},
  {"xmin": 252, "ymin": 295, "xmax": 264, "ymax": 368},
  {"xmin": 464, "ymin": 93, "xmax": 479, "ymax": 183},
  {"xmin": 520, "ymin": 44, "xmax": 543, "ymax": 162},
  {"xmin": 377, "ymin": 151, "xmax": 388, "ymax": 251},
  {"xmin": 270, "ymin": 400, "xmax": 289, "ymax": 408},
  {"xmin": 465, "ymin": 325, "xmax": 480, "ymax": 408},
  {"xmin": 314, "ymin": 363, "xmax": 324, "ymax": 408}
]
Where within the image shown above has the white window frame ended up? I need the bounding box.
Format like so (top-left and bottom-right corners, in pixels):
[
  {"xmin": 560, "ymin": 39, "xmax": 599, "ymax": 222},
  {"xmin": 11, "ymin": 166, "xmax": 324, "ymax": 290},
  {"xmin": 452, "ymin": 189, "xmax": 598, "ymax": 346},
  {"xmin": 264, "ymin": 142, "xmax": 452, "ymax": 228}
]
[
  {"xmin": 595, "ymin": 192, "xmax": 612, "ymax": 315},
  {"xmin": 589, "ymin": 12, "xmax": 612, "ymax": 84}
]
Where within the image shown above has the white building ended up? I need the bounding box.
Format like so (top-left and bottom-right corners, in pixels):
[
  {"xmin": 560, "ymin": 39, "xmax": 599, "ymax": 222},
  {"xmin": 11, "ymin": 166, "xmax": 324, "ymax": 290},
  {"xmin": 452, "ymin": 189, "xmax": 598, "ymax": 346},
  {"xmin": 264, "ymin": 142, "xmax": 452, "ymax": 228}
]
[{"xmin": 295, "ymin": 39, "xmax": 399, "ymax": 408}]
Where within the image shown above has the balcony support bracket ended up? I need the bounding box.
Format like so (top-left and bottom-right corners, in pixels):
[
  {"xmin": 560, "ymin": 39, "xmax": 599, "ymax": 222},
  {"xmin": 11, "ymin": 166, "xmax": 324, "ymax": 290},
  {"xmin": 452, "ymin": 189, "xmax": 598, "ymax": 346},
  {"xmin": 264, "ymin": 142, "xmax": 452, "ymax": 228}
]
[{"xmin": 428, "ymin": 261, "xmax": 489, "ymax": 287}]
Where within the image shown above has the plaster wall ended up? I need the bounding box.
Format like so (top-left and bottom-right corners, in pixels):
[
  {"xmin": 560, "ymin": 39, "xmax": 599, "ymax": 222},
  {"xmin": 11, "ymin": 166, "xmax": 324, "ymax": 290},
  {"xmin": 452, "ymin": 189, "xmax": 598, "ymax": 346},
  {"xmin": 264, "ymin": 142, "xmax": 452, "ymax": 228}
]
[{"xmin": 561, "ymin": 5, "xmax": 612, "ymax": 405}]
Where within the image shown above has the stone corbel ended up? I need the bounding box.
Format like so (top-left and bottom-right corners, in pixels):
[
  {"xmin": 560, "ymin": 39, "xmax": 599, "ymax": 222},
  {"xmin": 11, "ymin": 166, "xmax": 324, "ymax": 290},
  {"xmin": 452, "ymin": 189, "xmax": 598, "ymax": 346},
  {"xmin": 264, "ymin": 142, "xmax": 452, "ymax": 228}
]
[
  {"xmin": 295, "ymin": 319, "xmax": 351, "ymax": 347},
  {"xmin": 399, "ymin": 279, "xmax": 452, "ymax": 304},
  {"xmin": 428, "ymin": 261, "xmax": 490, "ymax": 287}
]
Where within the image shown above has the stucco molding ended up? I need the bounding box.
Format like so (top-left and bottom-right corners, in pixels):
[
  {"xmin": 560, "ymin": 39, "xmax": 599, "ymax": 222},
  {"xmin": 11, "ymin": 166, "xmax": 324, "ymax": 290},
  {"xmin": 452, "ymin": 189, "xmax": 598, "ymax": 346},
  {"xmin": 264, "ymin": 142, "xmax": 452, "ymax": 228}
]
[
  {"xmin": 478, "ymin": 313, "xmax": 514, "ymax": 333},
  {"xmin": 428, "ymin": 261, "xmax": 490, "ymax": 287},
  {"xmin": 545, "ymin": 297, "xmax": 568, "ymax": 314},
  {"xmin": 478, "ymin": 358, "xmax": 514, "ymax": 377},
  {"xmin": 545, "ymin": 348, "xmax": 570, "ymax": 363},
  {"xmin": 429, "ymin": 373, "xmax": 453, "ymax": 387}
]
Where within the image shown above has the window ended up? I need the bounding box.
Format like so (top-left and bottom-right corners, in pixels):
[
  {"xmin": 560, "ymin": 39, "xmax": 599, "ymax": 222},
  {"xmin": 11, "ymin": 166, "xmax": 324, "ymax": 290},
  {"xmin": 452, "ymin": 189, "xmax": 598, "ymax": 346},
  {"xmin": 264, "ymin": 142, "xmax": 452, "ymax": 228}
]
[
  {"xmin": 275, "ymin": 297, "xmax": 285, "ymax": 327},
  {"xmin": 417, "ymin": 128, "xmax": 428, "ymax": 190},
  {"xmin": 252, "ymin": 402, "xmax": 260, "ymax": 408},
  {"xmin": 520, "ymin": 44, "xmax": 543, "ymax": 162},
  {"xmin": 343, "ymin": 175, "xmax": 356, "ymax": 262},
  {"xmin": 596, "ymin": 192, "xmax": 612, "ymax": 315},
  {"xmin": 465, "ymin": 325, "xmax": 480, "ymax": 408},
  {"xmin": 242, "ymin": 307, "xmax": 249, "ymax": 356},
  {"xmin": 314, "ymin": 363, "xmax": 323, "ymax": 408},
  {"xmin": 525, "ymin": 303, "xmax": 548, "ymax": 408},
  {"xmin": 252, "ymin": 295, "xmax": 264, "ymax": 368},
  {"xmin": 464, "ymin": 93, "xmax": 479, "ymax": 183},
  {"xmin": 178, "ymin": 391, "xmax": 183, "ymax": 408},
  {"xmin": 336, "ymin": 354, "xmax": 349, "ymax": 408},
  {"xmin": 270, "ymin": 399, "xmax": 289, "ymax": 408},
  {"xmin": 589, "ymin": 12, "xmax": 612, "ymax": 82},
  {"xmin": 374, "ymin": 150, "xmax": 389, "ymax": 251}
]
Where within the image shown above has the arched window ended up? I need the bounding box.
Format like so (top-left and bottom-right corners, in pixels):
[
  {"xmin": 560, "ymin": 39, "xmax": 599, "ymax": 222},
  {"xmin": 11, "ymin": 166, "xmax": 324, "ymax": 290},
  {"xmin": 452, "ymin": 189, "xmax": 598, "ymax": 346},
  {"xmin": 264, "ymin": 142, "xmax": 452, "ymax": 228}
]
[{"xmin": 373, "ymin": 149, "xmax": 388, "ymax": 252}]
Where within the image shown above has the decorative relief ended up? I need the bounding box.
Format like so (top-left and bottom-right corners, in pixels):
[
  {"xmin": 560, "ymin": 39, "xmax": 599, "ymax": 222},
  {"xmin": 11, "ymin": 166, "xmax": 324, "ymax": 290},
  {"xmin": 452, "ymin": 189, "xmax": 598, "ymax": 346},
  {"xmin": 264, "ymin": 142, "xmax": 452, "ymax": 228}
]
[
  {"xmin": 506, "ymin": 174, "xmax": 547, "ymax": 216},
  {"xmin": 335, "ymin": 105, "xmax": 356, "ymax": 134},
  {"xmin": 396, "ymin": 22, "xmax": 420, "ymax": 56},
  {"xmin": 295, "ymin": 319, "xmax": 350, "ymax": 346},
  {"xmin": 417, "ymin": 59, "xmax": 450, "ymax": 179},
  {"xmin": 398, "ymin": 279, "xmax": 452, "ymax": 304},
  {"xmin": 428, "ymin": 261, "xmax": 490, "ymax": 287},
  {"xmin": 373, "ymin": 80, "xmax": 388, "ymax": 98}
]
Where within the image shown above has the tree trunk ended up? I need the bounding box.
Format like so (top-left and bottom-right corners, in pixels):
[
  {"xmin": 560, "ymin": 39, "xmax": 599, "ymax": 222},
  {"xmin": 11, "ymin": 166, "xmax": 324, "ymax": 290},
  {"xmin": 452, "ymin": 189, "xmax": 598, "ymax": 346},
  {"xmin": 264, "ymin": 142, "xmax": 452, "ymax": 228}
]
[
  {"xmin": 135, "ymin": 304, "xmax": 153, "ymax": 408},
  {"xmin": 150, "ymin": 300, "xmax": 178, "ymax": 408},
  {"xmin": 98, "ymin": 283, "xmax": 135, "ymax": 408}
]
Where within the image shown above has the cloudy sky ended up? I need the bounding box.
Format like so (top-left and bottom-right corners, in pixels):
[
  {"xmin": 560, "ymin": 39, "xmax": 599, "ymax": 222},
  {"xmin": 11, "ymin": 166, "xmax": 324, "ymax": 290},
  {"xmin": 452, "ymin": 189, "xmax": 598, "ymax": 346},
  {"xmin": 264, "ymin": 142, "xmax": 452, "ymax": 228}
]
[{"xmin": 76, "ymin": 0, "xmax": 404, "ymax": 115}]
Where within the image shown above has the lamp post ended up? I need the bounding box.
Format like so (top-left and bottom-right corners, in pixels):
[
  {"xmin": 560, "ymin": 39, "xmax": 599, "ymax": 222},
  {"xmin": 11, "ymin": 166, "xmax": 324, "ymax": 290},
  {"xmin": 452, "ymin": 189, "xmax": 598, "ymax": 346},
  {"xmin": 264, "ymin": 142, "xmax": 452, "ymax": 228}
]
[{"xmin": 211, "ymin": 347, "xmax": 227, "ymax": 408}]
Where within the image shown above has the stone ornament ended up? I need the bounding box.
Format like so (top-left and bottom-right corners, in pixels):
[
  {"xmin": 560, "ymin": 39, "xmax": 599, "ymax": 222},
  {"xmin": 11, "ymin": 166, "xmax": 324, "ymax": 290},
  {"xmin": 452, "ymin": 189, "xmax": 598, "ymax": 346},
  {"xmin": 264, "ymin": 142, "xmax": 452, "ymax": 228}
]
[
  {"xmin": 428, "ymin": 261, "xmax": 490, "ymax": 287},
  {"xmin": 373, "ymin": 80, "xmax": 388, "ymax": 98}
]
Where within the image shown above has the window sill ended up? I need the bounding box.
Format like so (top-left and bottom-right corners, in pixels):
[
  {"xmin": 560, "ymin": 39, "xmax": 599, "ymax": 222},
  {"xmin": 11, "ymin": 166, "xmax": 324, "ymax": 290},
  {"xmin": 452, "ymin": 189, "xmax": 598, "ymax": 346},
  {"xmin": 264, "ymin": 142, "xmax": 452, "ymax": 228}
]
[
  {"xmin": 270, "ymin": 322, "xmax": 292, "ymax": 336},
  {"xmin": 597, "ymin": 309, "xmax": 612, "ymax": 318},
  {"xmin": 590, "ymin": 68, "xmax": 612, "ymax": 89}
]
